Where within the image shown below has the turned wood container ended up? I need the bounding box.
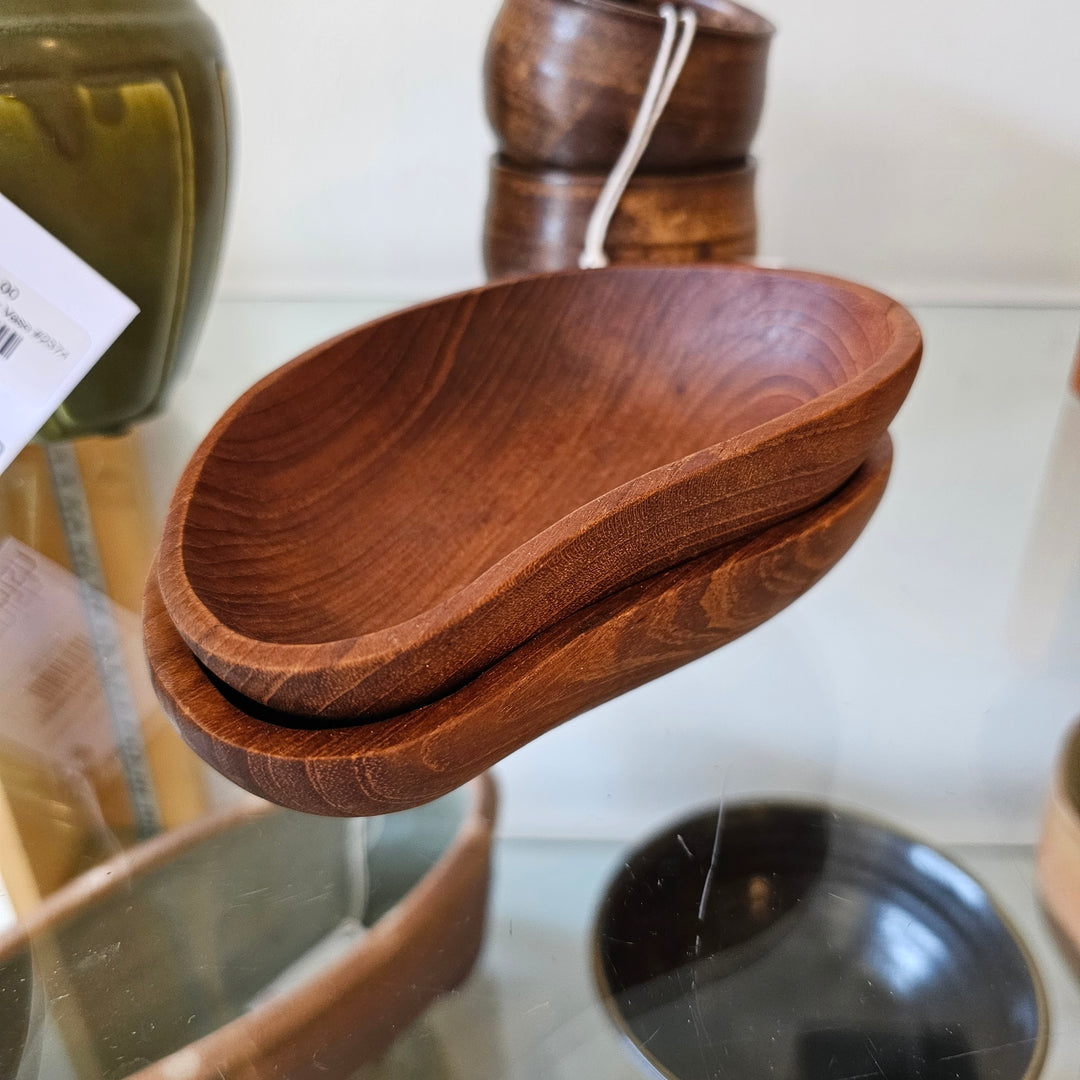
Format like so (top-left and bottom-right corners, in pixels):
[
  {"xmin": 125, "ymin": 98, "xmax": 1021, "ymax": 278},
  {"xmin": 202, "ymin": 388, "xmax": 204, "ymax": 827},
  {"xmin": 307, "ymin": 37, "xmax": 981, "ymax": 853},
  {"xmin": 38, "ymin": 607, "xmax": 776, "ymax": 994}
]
[
  {"xmin": 483, "ymin": 155, "xmax": 756, "ymax": 279},
  {"xmin": 484, "ymin": 0, "xmax": 773, "ymax": 172},
  {"xmin": 1037, "ymin": 718, "xmax": 1080, "ymax": 975}
]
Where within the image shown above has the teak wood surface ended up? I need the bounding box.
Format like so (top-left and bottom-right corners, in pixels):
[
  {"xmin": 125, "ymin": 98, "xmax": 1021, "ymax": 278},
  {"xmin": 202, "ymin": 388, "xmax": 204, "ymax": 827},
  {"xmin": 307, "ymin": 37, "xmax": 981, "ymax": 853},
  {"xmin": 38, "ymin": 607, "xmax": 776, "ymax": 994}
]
[
  {"xmin": 483, "ymin": 156, "xmax": 757, "ymax": 278},
  {"xmin": 0, "ymin": 777, "xmax": 496, "ymax": 1080},
  {"xmin": 1037, "ymin": 718, "xmax": 1080, "ymax": 978},
  {"xmin": 484, "ymin": 0, "xmax": 773, "ymax": 171},
  {"xmin": 157, "ymin": 266, "xmax": 921, "ymax": 721},
  {"xmin": 146, "ymin": 437, "xmax": 891, "ymax": 817},
  {"xmin": 1071, "ymin": 335, "xmax": 1080, "ymax": 399}
]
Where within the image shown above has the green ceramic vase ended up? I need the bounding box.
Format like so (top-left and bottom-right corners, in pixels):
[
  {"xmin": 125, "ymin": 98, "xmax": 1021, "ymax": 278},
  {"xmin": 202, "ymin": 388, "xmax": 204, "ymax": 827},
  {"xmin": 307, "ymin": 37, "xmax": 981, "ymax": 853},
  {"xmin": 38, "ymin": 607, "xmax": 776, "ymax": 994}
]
[{"xmin": 0, "ymin": 0, "xmax": 230, "ymax": 438}]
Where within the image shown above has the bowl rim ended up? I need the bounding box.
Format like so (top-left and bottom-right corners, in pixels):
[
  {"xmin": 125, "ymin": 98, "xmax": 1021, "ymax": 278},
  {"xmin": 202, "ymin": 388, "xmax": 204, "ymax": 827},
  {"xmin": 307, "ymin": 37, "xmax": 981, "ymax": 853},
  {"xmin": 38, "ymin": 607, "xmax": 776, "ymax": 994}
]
[
  {"xmin": 591, "ymin": 796, "xmax": 1051, "ymax": 1080},
  {"xmin": 558, "ymin": 0, "xmax": 776, "ymax": 41},
  {"xmin": 157, "ymin": 263, "xmax": 922, "ymax": 716}
]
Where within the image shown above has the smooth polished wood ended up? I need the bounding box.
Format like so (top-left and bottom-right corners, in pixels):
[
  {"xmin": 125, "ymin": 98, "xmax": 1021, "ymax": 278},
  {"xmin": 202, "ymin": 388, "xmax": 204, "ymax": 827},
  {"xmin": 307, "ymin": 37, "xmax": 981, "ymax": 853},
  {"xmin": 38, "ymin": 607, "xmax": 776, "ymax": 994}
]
[
  {"xmin": 147, "ymin": 439, "xmax": 891, "ymax": 817},
  {"xmin": 157, "ymin": 266, "xmax": 920, "ymax": 720},
  {"xmin": 484, "ymin": 0, "xmax": 773, "ymax": 171},
  {"xmin": 0, "ymin": 777, "xmax": 496, "ymax": 1080},
  {"xmin": 1037, "ymin": 718, "xmax": 1080, "ymax": 977},
  {"xmin": 484, "ymin": 155, "xmax": 756, "ymax": 278}
]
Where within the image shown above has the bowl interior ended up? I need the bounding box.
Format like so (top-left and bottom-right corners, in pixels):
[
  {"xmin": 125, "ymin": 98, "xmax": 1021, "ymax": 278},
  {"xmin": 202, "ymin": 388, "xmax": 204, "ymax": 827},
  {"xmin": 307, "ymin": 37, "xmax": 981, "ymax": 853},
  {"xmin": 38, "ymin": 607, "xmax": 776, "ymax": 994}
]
[
  {"xmin": 595, "ymin": 801, "xmax": 1045, "ymax": 1080},
  {"xmin": 179, "ymin": 267, "xmax": 904, "ymax": 647},
  {"xmin": 0, "ymin": 791, "xmax": 467, "ymax": 1078}
]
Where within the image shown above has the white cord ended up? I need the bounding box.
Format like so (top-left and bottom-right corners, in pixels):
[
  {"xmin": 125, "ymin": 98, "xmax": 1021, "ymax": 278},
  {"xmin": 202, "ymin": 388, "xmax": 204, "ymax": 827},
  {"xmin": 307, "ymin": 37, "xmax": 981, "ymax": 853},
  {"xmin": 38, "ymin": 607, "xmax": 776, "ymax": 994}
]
[{"xmin": 579, "ymin": 4, "xmax": 699, "ymax": 270}]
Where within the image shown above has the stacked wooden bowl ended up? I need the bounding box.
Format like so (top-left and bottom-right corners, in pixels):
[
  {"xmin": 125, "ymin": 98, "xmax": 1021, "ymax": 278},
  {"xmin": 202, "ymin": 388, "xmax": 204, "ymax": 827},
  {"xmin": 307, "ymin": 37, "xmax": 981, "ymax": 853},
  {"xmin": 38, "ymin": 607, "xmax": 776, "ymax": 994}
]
[
  {"xmin": 144, "ymin": 265, "xmax": 922, "ymax": 817},
  {"xmin": 483, "ymin": 0, "xmax": 774, "ymax": 278}
]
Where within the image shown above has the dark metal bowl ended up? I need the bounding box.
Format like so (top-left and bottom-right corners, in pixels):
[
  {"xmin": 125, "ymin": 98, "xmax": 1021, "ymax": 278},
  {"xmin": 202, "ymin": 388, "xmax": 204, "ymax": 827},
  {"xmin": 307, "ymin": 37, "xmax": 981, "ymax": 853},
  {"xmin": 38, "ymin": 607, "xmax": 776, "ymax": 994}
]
[{"xmin": 594, "ymin": 801, "xmax": 1048, "ymax": 1080}]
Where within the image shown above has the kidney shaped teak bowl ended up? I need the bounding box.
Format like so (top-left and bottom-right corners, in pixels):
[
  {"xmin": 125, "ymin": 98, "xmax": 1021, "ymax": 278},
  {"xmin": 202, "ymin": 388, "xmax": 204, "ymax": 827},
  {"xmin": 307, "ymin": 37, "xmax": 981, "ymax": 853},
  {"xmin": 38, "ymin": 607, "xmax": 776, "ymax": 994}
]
[{"xmin": 157, "ymin": 265, "xmax": 921, "ymax": 720}]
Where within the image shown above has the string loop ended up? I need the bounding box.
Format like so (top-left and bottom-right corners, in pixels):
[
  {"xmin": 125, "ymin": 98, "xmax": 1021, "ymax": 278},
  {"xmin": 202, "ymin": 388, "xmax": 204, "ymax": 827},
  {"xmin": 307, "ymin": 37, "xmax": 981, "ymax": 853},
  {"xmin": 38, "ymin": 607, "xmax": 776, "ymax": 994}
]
[{"xmin": 579, "ymin": 4, "xmax": 698, "ymax": 270}]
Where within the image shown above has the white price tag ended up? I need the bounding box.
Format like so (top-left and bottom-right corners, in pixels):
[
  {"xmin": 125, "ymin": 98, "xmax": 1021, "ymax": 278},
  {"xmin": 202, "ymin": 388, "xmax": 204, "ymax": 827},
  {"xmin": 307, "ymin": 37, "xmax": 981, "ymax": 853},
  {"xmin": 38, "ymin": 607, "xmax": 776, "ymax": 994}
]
[{"xmin": 0, "ymin": 192, "xmax": 138, "ymax": 473}]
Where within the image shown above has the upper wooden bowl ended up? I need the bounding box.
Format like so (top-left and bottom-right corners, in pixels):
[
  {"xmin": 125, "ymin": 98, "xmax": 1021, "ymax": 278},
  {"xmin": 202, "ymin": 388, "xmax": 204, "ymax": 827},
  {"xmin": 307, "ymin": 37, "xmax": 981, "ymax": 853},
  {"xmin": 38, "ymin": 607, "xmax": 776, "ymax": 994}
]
[
  {"xmin": 483, "ymin": 155, "xmax": 757, "ymax": 279},
  {"xmin": 1037, "ymin": 717, "xmax": 1080, "ymax": 976},
  {"xmin": 146, "ymin": 438, "xmax": 891, "ymax": 816},
  {"xmin": 157, "ymin": 266, "xmax": 921, "ymax": 720},
  {"xmin": 0, "ymin": 778, "xmax": 496, "ymax": 1080},
  {"xmin": 484, "ymin": 0, "xmax": 774, "ymax": 171}
]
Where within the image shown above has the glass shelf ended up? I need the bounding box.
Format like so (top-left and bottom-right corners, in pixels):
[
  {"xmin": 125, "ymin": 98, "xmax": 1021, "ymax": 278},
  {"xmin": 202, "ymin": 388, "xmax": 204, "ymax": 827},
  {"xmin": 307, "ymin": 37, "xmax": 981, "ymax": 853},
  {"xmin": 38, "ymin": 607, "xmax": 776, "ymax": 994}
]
[{"xmin": 2, "ymin": 297, "xmax": 1078, "ymax": 1079}]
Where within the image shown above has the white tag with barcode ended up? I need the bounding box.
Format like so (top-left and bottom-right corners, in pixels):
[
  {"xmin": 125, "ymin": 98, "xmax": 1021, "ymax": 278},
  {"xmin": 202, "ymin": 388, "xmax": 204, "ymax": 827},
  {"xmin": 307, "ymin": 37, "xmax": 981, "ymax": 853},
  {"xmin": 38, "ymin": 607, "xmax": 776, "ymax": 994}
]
[{"xmin": 0, "ymin": 192, "xmax": 139, "ymax": 473}]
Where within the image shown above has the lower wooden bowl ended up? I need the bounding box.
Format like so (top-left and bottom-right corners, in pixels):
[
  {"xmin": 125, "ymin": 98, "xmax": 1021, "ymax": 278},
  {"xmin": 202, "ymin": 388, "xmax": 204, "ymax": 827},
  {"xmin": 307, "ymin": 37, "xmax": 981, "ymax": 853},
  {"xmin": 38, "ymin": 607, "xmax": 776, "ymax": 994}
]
[
  {"xmin": 145, "ymin": 438, "xmax": 891, "ymax": 817},
  {"xmin": 1037, "ymin": 718, "xmax": 1080, "ymax": 976},
  {"xmin": 483, "ymin": 155, "xmax": 756, "ymax": 279},
  {"xmin": 0, "ymin": 777, "xmax": 496, "ymax": 1080}
]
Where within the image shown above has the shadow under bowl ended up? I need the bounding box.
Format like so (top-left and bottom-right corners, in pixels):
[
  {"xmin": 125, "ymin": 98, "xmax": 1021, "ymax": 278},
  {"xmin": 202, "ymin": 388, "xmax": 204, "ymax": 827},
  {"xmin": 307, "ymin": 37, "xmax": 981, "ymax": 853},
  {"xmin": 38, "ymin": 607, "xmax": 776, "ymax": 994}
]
[
  {"xmin": 157, "ymin": 265, "xmax": 920, "ymax": 722},
  {"xmin": 594, "ymin": 800, "xmax": 1048, "ymax": 1080}
]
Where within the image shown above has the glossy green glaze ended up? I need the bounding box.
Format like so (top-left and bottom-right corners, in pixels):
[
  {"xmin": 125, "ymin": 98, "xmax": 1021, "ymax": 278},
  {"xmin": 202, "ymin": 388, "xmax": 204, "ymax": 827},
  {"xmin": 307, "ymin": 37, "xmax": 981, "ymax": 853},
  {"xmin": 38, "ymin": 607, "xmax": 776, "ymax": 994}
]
[{"xmin": 0, "ymin": 0, "xmax": 230, "ymax": 437}]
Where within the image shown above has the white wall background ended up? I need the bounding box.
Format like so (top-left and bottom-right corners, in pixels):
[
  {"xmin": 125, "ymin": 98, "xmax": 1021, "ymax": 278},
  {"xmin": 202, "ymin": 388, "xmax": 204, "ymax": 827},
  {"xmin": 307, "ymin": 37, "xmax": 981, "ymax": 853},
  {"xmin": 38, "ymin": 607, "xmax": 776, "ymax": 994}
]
[
  {"xmin": 200, "ymin": 0, "xmax": 1080, "ymax": 303},
  {"xmin": 156, "ymin": 0, "xmax": 1080, "ymax": 845}
]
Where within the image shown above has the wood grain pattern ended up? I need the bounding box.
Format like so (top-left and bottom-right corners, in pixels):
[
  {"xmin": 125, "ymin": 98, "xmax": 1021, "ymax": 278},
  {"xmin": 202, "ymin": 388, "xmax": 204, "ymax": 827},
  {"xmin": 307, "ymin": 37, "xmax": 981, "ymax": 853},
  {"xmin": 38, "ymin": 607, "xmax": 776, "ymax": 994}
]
[
  {"xmin": 1037, "ymin": 718, "xmax": 1080, "ymax": 978},
  {"xmin": 157, "ymin": 266, "xmax": 920, "ymax": 721},
  {"xmin": 484, "ymin": 0, "xmax": 773, "ymax": 171},
  {"xmin": 0, "ymin": 777, "xmax": 496, "ymax": 1080},
  {"xmin": 484, "ymin": 155, "xmax": 757, "ymax": 279},
  {"xmin": 146, "ymin": 437, "xmax": 891, "ymax": 817}
]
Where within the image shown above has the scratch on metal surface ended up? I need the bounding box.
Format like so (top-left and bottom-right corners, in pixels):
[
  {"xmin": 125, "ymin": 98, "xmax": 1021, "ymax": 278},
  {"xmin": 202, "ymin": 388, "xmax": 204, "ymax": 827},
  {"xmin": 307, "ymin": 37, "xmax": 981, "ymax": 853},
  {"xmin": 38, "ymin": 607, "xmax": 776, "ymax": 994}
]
[
  {"xmin": 689, "ymin": 794, "xmax": 728, "ymax": 1078},
  {"xmin": 697, "ymin": 804, "xmax": 725, "ymax": 924},
  {"xmin": 864, "ymin": 1035, "xmax": 887, "ymax": 1079},
  {"xmin": 938, "ymin": 1037, "xmax": 1036, "ymax": 1062}
]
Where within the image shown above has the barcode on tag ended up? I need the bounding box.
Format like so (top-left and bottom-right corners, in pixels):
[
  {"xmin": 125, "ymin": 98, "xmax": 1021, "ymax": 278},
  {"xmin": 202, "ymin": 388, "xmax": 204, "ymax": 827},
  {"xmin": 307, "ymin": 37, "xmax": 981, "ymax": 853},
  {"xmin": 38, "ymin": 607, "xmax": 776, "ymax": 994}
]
[
  {"xmin": 0, "ymin": 325, "xmax": 23, "ymax": 360},
  {"xmin": 0, "ymin": 192, "xmax": 138, "ymax": 475}
]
